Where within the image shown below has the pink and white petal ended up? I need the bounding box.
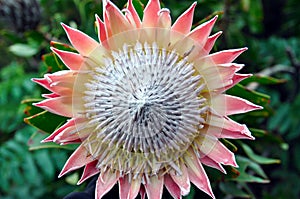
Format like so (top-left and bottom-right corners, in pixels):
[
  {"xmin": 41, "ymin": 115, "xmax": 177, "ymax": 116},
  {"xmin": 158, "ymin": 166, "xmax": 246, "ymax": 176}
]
[
  {"xmin": 210, "ymin": 93, "xmax": 261, "ymax": 116},
  {"xmin": 95, "ymin": 170, "xmax": 119, "ymax": 199},
  {"xmin": 128, "ymin": 179, "xmax": 141, "ymax": 199},
  {"xmin": 54, "ymin": 130, "xmax": 80, "ymax": 144},
  {"xmin": 127, "ymin": 0, "xmax": 142, "ymax": 28},
  {"xmin": 119, "ymin": 176, "xmax": 141, "ymax": 199},
  {"xmin": 206, "ymin": 140, "xmax": 238, "ymax": 167},
  {"xmin": 224, "ymin": 95, "xmax": 262, "ymax": 115},
  {"xmin": 105, "ymin": 1, "xmax": 132, "ymax": 35},
  {"xmin": 32, "ymin": 77, "xmax": 52, "ymax": 91},
  {"xmin": 51, "ymin": 47, "xmax": 84, "ymax": 70},
  {"xmin": 158, "ymin": 8, "xmax": 172, "ymax": 29},
  {"xmin": 60, "ymin": 139, "xmax": 81, "ymax": 145},
  {"xmin": 203, "ymin": 122, "xmax": 254, "ymax": 140},
  {"xmin": 140, "ymin": 186, "xmax": 146, "ymax": 199},
  {"xmin": 33, "ymin": 96, "xmax": 73, "ymax": 117},
  {"xmin": 184, "ymin": 149, "xmax": 215, "ymax": 198},
  {"xmin": 61, "ymin": 23, "xmax": 98, "ymax": 56},
  {"xmin": 33, "ymin": 70, "xmax": 76, "ymax": 95},
  {"xmin": 171, "ymin": 2, "xmax": 196, "ymax": 34},
  {"xmin": 52, "ymin": 118, "xmax": 88, "ymax": 144},
  {"xmin": 170, "ymin": 163, "xmax": 190, "ymax": 196},
  {"xmin": 104, "ymin": 12, "xmax": 112, "ymax": 38},
  {"xmin": 164, "ymin": 175, "xmax": 182, "ymax": 199},
  {"xmin": 203, "ymin": 31, "xmax": 222, "ymax": 54},
  {"xmin": 200, "ymin": 155, "xmax": 226, "ymax": 174},
  {"xmin": 42, "ymin": 93, "xmax": 60, "ymax": 99},
  {"xmin": 95, "ymin": 15, "xmax": 108, "ymax": 44},
  {"xmin": 144, "ymin": 175, "xmax": 164, "ymax": 199},
  {"xmin": 210, "ymin": 114, "xmax": 246, "ymax": 132},
  {"xmin": 58, "ymin": 144, "xmax": 93, "ymax": 178},
  {"xmin": 142, "ymin": 0, "xmax": 160, "ymax": 27},
  {"xmin": 119, "ymin": 176, "xmax": 130, "ymax": 199},
  {"xmin": 195, "ymin": 64, "xmax": 230, "ymax": 92},
  {"xmin": 41, "ymin": 118, "xmax": 77, "ymax": 143},
  {"xmin": 206, "ymin": 48, "xmax": 248, "ymax": 64},
  {"xmin": 217, "ymin": 73, "xmax": 252, "ymax": 93},
  {"xmin": 78, "ymin": 160, "xmax": 99, "ymax": 185},
  {"xmin": 188, "ymin": 15, "xmax": 218, "ymax": 47},
  {"xmin": 45, "ymin": 70, "xmax": 78, "ymax": 88}
]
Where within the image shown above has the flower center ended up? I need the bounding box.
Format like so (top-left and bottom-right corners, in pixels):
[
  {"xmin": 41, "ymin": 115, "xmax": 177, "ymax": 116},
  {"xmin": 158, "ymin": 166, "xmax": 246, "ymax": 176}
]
[{"xmin": 82, "ymin": 42, "xmax": 208, "ymax": 177}]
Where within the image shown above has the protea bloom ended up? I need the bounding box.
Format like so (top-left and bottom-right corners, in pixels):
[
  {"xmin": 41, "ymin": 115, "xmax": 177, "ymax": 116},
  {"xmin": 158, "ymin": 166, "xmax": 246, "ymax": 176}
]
[{"xmin": 32, "ymin": 0, "xmax": 261, "ymax": 198}]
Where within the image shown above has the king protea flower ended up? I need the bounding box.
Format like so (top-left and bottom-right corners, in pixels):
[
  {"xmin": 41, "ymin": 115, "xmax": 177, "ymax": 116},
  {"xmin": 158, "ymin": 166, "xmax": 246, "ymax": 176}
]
[{"xmin": 32, "ymin": 0, "xmax": 262, "ymax": 198}]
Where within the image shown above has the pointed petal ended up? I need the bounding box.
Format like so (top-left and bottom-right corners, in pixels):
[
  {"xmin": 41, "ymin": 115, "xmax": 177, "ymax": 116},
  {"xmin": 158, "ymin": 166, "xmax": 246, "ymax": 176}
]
[
  {"xmin": 224, "ymin": 95, "xmax": 262, "ymax": 115},
  {"xmin": 207, "ymin": 48, "xmax": 248, "ymax": 64},
  {"xmin": 45, "ymin": 70, "xmax": 76, "ymax": 90},
  {"xmin": 95, "ymin": 170, "xmax": 119, "ymax": 199},
  {"xmin": 32, "ymin": 77, "xmax": 52, "ymax": 91},
  {"xmin": 33, "ymin": 96, "xmax": 72, "ymax": 117},
  {"xmin": 105, "ymin": 1, "xmax": 132, "ymax": 35},
  {"xmin": 200, "ymin": 155, "xmax": 226, "ymax": 174},
  {"xmin": 119, "ymin": 177, "xmax": 130, "ymax": 199},
  {"xmin": 217, "ymin": 73, "xmax": 252, "ymax": 93},
  {"xmin": 171, "ymin": 163, "xmax": 190, "ymax": 196},
  {"xmin": 50, "ymin": 118, "xmax": 88, "ymax": 144},
  {"xmin": 41, "ymin": 118, "xmax": 77, "ymax": 143},
  {"xmin": 95, "ymin": 14, "xmax": 108, "ymax": 43},
  {"xmin": 42, "ymin": 93, "xmax": 60, "ymax": 98},
  {"xmin": 184, "ymin": 150, "xmax": 215, "ymax": 198},
  {"xmin": 207, "ymin": 115, "xmax": 255, "ymax": 139},
  {"xmin": 210, "ymin": 114, "xmax": 245, "ymax": 132},
  {"xmin": 158, "ymin": 8, "xmax": 171, "ymax": 29},
  {"xmin": 197, "ymin": 64, "xmax": 243, "ymax": 92},
  {"xmin": 140, "ymin": 186, "xmax": 146, "ymax": 199},
  {"xmin": 104, "ymin": 11, "xmax": 112, "ymax": 38},
  {"xmin": 171, "ymin": 2, "xmax": 196, "ymax": 34},
  {"xmin": 142, "ymin": 0, "xmax": 160, "ymax": 27},
  {"xmin": 145, "ymin": 175, "xmax": 164, "ymax": 199},
  {"xmin": 164, "ymin": 175, "xmax": 182, "ymax": 199},
  {"xmin": 207, "ymin": 140, "xmax": 238, "ymax": 167},
  {"xmin": 119, "ymin": 176, "xmax": 141, "ymax": 199},
  {"xmin": 51, "ymin": 47, "xmax": 84, "ymax": 70},
  {"xmin": 59, "ymin": 145, "xmax": 93, "ymax": 178},
  {"xmin": 78, "ymin": 160, "xmax": 99, "ymax": 185},
  {"xmin": 203, "ymin": 124, "xmax": 254, "ymax": 140},
  {"xmin": 127, "ymin": 0, "xmax": 142, "ymax": 28},
  {"xmin": 188, "ymin": 16, "xmax": 218, "ymax": 46},
  {"xmin": 204, "ymin": 31, "xmax": 222, "ymax": 53},
  {"xmin": 210, "ymin": 92, "xmax": 257, "ymax": 116},
  {"xmin": 61, "ymin": 23, "xmax": 98, "ymax": 56}
]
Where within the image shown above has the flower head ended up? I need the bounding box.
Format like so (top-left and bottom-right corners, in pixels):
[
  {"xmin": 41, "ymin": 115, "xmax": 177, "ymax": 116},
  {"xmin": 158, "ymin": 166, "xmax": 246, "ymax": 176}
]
[{"xmin": 33, "ymin": 0, "xmax": 262, "ymax": 198}]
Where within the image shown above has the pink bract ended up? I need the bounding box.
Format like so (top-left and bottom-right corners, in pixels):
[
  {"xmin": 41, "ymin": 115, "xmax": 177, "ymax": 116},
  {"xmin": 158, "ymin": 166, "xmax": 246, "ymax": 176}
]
[{"xmin": 33, "ymin": 0, "xmax": 262, "ymax": 198}]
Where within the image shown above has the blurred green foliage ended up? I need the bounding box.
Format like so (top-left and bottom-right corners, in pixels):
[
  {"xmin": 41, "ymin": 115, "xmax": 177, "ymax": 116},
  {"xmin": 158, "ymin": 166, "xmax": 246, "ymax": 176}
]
[{"xmin": 0, "ymin": 0, "xmax": 299, "ymax": 198}]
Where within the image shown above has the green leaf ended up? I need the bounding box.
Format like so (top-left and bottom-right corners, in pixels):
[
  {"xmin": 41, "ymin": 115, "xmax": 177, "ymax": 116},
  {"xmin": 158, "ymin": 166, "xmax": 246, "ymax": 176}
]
[
  {"xmin": 227, "ymin": 84, "xmax": 270, "ymax": 106},
  {"xmin": 42, "ymin": 52, "xmax": 68, "ymax": 73},
  {"xmin": 28, "ymin": 132, "xmax": 77, "ymax": 151},
  {"xmin": 132, "ymin": 0, "xmax": 145, "ymax": 19},
  {"xmin": 22, "ymin": 99, "xmax": 45, "ymax": 117},
  {"xmin": 24, "ymin": 110, "xmax": 68, "ymax": 134},
  {"xmin": 249, "ymin": 128, "xmax": 267, "ymax": 137},
  {"xmin": 219, "ymin": 182, "xmax": 251, "ymax": 198},
  {"xmin": 9, "ymin": 43, "xmax": 39, "ymax": 57},
  {"xmin": 234, "ymin": 156, "xmax": 269, "ymax": 183},
  {"xmin": 241, "ymin": 75, "xmax": 286, "ymax": 85},
  {"xmin": 66, "ymin": 172, "xmax": 79, "ymax": 185},
  {"xmin": 239, "ymin": 142, "xmax": 280, "ymax": 164},
  {"xmin": 50, "ymin": 41, "xmax": 77, "ymax": 52},
  {"xmin": 221, "ymin": 139, "xmax": 238, "ymax": 153}
]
